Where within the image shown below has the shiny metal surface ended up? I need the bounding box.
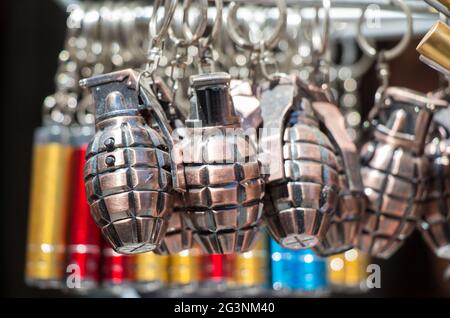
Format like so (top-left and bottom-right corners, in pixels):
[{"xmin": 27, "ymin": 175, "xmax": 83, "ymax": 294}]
[
  {"xmin": 312, "ymin": 101, "xmax": 366, "ymax": 257},
  {"xmin": 81, "ymin": 69, "xmax": 175, "ymax": 254},
  {"xmin": 181, "ymin": 72, "xmax": 265, "ymax": 254},
  {"xmin": 260, "ymin": 75, "xmax": 339, "ymax": 250},
  {"xmin": 419, "ymin": 91, "xmax": 450, "ymax": 259},
  {"xmin": 417, "ymin": 21, "xmax": 450, "ymax": 76},
  {"xmin": 358, "ymin": 87, "xmax": 447, "ymax": 259},
  {"xmin": 155, "ymin": 193, "xmax": 193, "ymax": 255}
]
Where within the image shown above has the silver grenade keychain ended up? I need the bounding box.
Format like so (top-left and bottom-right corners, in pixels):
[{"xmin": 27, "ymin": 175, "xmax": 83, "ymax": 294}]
[
  {"xmin": 80, "ymin": 0, "xmax": 183, "ymax": 254},
  {"xmin": 356, "ymin": 0, "xmax": 447, "ymax": 258},
  {"xmin": 180, "ymin": 72, "xmax": 265, "ymax": 254},
  {"xmin": 259, "ymin": 75, "xmax": 340, "ymax": 250},
  {"xmin": 419, "ymin": 85, "xmax": 450, "ymax": 259}
]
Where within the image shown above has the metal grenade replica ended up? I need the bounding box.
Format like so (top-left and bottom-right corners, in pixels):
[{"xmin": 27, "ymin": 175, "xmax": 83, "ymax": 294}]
[
  {"xmin": 419, "ymin": 91, "xmax": 450, "ymax": 259},
  {"xmin": 155, "ymin": 193, "xmax": 193, "ymax": 255},
  {"xmin": 311, "ymin": 97, "xmax": 366, "ymax": 257},
  {"xmin": 359, "ymin": 87, "xmax": 447, "ymax": 259},
  {"xmin": 80, "ymin": 69, "xmax": 178, "ymax": 254},
  {"xmin": 180, "ymin": 72, "xmax": 265, "ymax": 254},
  {"xmin": 259, "ymin": 75, "xmax": 340, "ymax": 250}
]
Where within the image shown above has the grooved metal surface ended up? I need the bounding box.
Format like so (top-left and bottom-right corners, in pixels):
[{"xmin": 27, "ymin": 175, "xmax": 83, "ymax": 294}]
[
  {"xmin": 266, "ymin": 115, "xmax": 340, "ymax": 250},
  {"xmin": 85, "ymin": 115, "xmax": 173, "ymax": 254},
  {"xmin": 181, "ymin": 130, "xmax": 265, "ymax": 254}
]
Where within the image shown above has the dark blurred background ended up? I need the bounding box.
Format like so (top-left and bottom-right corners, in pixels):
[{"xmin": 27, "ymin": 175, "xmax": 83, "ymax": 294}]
[{"xmin": 1, "ymin": 0, "xmax": 450, "ymax": 297}]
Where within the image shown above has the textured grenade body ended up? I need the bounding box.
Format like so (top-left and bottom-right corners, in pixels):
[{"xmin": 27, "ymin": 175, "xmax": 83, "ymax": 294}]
[
  {"xmin": 181, "ymin": 73, "xmax": 264, "ymax": 254},
  {"xmin": 155, "ymin": 193, "xmax": 193, "ymax": 255},
  {"xmin": 313, "ymin": 160, "xmax": 365, "ymax": 256},
  {"xmin": 260, "ymin": 76, "xmax": 340, "ymax": 250},
  {"xmin": 311, "ymin": 100, "xmax": 366, "ymax": 257},
  {"xmin": 419, "ymin": 97, "xmax": 450, "ymax": 259},
  {"xmin": 358, "ymin": 87, "xmax": 446, "ymax": 259},
  {"xmin": 81, "ymin": 69, "xmax": 174, "ymax": 254}
]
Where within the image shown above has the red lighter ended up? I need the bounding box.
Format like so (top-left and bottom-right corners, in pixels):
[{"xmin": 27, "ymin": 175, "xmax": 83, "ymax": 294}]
[{"xmin": 66, "ymin": 129, "xmax": 102, "ymax": 291}]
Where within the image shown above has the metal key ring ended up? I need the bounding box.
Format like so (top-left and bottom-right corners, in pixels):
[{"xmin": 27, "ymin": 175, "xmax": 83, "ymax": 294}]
[
  {"xmin": 186, "ymin": 0, "xmax": 222, "ymax": 47},
  {"xmin": 227, "ymin": 0, "xmax": 287, "ymax": 51},
  {"xmin": 356, "ymin": 0, "xmax": 412, "ymax": 61},
  {"xmin": 311, "ymin": 0, "xmax": 330, "ymax": 57},
  {"xmin": 335, "ymin": 40, "xmax": 375, "ymax": 79},
  {"xmin": 149, "ymin": 0, "xmax": 178, "ymax": 48},
  {"xmin": 179, "ymin": 0, "xmax": 209, "ymax": 46}
]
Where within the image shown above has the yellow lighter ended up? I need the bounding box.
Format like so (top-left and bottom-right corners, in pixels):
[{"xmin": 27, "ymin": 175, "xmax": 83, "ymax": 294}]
[
  {"xmin": 25, "ymin": 125, "xmax": 73, "ymax": 288},
  {"xmin": 132, "ymin": 252, "xmax": 168, "ymax": 293}
]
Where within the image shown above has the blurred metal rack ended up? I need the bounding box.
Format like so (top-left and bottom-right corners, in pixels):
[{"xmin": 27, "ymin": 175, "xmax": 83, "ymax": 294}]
[{"xmin": 53, "ymin": 0, "xmax": 439, "ymax": 40}]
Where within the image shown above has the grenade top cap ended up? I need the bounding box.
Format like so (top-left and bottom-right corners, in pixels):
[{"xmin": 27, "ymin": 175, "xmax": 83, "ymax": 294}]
[
  {"xmin": 79, "ymin": 69, "xmax": 141, "ymax": 122},
  {"xmin": 187, "ymin": 72, "xmax": 240, "ymax": 127}
]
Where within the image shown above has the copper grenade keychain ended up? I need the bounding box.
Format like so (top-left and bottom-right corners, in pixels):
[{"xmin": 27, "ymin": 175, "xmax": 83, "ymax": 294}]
[
  {"xmin": 419, "ymin": 87, "xmax": 450, "ymax": 259},
  {"xmin": 259, "ymin": 75, "xmax": 340, "ymax": 250},
  {"xmin": 294, "ymin": 2, "xmax": 365, "ymax": 256},
  {"xmin": 312, "ymin": 95, "xmax": 366, "ymax": 256},
  {"xmin": 180, "ymin": 72, "xmax": 264, "ymax": 254},
  {"xmin": 356, "ymin": 1, "xmax": 447, "ymax": 258},
  {"xmin": 358, "ymin": 86, "xmax": 446, "ymax": 258},
  {"xmin": 80, "ymin": 69, "xmax": 176, "ymax": 254},
  {"xmin": 79, "ymin": 0, "xmax": 181, "ymax": 254}
]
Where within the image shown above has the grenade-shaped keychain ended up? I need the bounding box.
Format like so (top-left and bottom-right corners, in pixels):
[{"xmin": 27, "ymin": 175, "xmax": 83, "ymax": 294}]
[
  {"xmin": 419, "ymin": 88, "xmax": 450, "ymax": 259},
  {"xmin": 259, "ymin": 75, "xmax": 340, "ymax": 249},
  {"xmin": 358, "ymin": 88, "xmax": 446, "ymax": 258},
  {"xmin": 356, "ymin": 1, "xmax": 447, "ymax": 258},
  {"xmin": 311, "ymin": 92, "xmax": 366, "ymax": 257},
  {"xmin": 155, "ymin": 193, "xmax": 193, "ymax": 255},
  {"xmin": 80, "ymin": 68, "xmax": 178, "ymax": 254},
  {"xmin": 180, "ymin": 72, "xmax": 264, "ymax": 254},
  {"xmin": 151, "ymin": 79, "xmax": 193, "ymax": 256}
]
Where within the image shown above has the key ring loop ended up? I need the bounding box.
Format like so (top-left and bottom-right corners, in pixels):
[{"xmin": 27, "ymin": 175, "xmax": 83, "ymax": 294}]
[
  {"xmin": 259, "ymin": 40, "xmax": 286, "ymax": 81},
  {"xmin": 168, "ymin": 0, "xmax": 208, "ymax": 48},
  {"xmin": 356, "ymin": 0, "xmax": 412, "ymax": 61},
  {"xmin": 181, "ymin": 0, "xmax": 209, "ymax": 46},
  {"xmin": 195, "ymin": 0, "xmax": 222, "ymax": 48},
  {"xmin": 146, "ymin": 0, "xmax": 177, "ymax": 75},
  {"xmin": 227, "ymin": 0, "xmax": 287, "ymax": 52},
  {"xmin": 149, "ymin": 0, "xmax": 178, "ymax": 48},
  {"xmin": 311, "ymin": 0, "xmax": 330, "ymax": 57}
]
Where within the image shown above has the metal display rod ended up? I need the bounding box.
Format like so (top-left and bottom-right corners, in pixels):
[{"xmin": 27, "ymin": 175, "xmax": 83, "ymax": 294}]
[{"xmin": 53, "ymin": 0, "xmax": 439, "ymax": 39}]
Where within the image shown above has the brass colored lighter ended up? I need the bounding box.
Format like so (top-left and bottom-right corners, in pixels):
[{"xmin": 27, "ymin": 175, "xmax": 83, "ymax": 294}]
[
  {"xmin": 132, "ymin": 252, "xmax": 168, "ymax": 292},
  {"xmin": 26, "ymin": 125, "xmax": 73, "ymax": 288},
  {"xmin": 417, "ymin": 21, "xmax": 450, "ymax": 77}
]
